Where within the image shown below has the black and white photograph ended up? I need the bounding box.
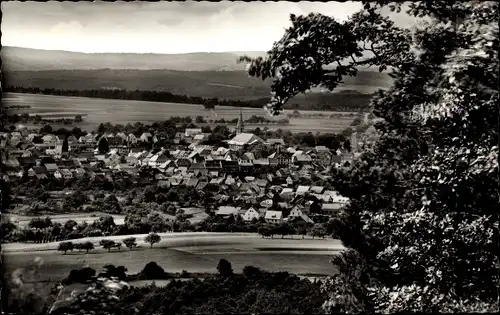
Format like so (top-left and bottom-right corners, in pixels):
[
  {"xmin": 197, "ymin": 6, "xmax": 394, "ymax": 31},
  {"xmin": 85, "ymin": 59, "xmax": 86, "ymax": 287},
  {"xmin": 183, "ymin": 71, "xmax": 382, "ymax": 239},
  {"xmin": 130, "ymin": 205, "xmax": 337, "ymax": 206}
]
[{"xmin": 0, "ymin": 0, "xmax": 498, "ymax": 314}]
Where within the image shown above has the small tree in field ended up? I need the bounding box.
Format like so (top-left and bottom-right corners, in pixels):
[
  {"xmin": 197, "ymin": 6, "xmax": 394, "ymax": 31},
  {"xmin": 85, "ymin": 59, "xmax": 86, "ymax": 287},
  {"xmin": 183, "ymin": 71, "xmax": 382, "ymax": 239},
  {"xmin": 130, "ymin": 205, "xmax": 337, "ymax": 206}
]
[
  {"xmin": 123, "ymin": 237, "xmax": 137, "ymax": 250},
  {"xmin": 144, "ymin": 233, "xmax": 161, "ymax": 249},
  {"xmin": 58, "ymin": 242, "xmax": 74, "ymax": 254},
  {"xmin": 81, "ymin": 242, "xmax": 94, "ymax": 253},
  {"xmin": 99, "ymin": 239, "xmax": 115, "ymax": 252}
]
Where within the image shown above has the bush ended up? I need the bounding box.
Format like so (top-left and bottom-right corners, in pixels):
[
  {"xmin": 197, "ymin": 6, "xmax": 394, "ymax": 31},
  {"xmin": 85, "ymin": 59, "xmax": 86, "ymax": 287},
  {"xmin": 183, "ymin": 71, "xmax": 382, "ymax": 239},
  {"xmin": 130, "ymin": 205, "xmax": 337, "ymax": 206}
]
[
  {"xmin": 141, "ymin": 261, "xmax": 167, "ymax": 280},
  {"xmin": 217, "ymin": 259, "xmax": 233, "ymax": 278},
  {"xmin": 63, "ymin": 267, "xmax": 96, "ymax": 285}
]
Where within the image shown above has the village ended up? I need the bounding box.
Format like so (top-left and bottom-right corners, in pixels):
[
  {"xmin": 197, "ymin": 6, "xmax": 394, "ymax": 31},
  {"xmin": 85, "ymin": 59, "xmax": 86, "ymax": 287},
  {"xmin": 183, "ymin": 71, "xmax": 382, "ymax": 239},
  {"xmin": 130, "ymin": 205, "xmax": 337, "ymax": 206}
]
[{"xmin": 1, "ymin": 111, "xmax": 366, "ymax": 241}]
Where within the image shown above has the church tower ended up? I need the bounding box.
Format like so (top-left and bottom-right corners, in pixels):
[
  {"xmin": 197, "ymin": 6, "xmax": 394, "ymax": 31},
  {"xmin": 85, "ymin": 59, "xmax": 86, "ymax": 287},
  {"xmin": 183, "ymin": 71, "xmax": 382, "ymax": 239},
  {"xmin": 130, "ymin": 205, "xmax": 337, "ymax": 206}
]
[
  {"xmin": 351, "ymin": 132, "xmax": 358, "ymax": 153},
  {"xmin": 236, "ymin": 109, "xmax": 244, "ymax": 135}
]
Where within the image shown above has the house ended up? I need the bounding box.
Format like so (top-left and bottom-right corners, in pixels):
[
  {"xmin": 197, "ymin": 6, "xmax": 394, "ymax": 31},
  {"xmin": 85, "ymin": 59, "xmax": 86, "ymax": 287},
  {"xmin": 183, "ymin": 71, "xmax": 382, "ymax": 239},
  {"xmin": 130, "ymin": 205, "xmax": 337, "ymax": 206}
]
[
  {"xmin": 315, "ymin": 146, "xmax": 333, "ymax": 166},
  {"xmin": 42, "ymin": 134, "xmax": 57, "ymax": 145},
  {"xmin": 310, "ymin": 186, "xmax": 325, "ymax": 194},
  {"xmin": 241, "ymin": 207, "xmax": 263, "ymax": 222},
  {"xmin": 169, "ymin": 177, "xmax": 183, "ymax": 187},
  {"xmin": 153, "ymin": 132, "xmax": 168, "ymax": 144},
  {"xmin": 58, "ymin": 168, "xmax": 73, "ymax": 179},
  {"xmin": 28, "ymin": 166, "xmax": 47, "ymax": 177},
  {"xmin": 224, "ymin": 175, "xmax": 237, "ymax": 186},
  {"xmin": 264, "ymin": 210, "xmax": 283, "ymax": 224},
  {"xmin": 256, "ymin": 179, "xmax": 268, "ymax": 188},
  {"xmin": 148, "ymin": 151, "xmax": 169, "ymax": 168},
  {"xmin": 227, "ymin": 133, "xmax": 263, "ymax": 150},
  {"xmin": 54, "ymin": 170, "xmax": 63, "ymax": 179},
  {"xmin": 296, "ymin": 185, "xmax": 310, "ymax": 195},
  {"xmin": 185, "ymin": 178, "xmax": 199, "ymax": 188},
  {"xmin": 158, "ymin": 160, "xmax": 173, "ymax": 172},
  {"xmin": 266, "ymin": 139, "xmax": 285, "ymax": 146},
  {"xmin": 127, "ymin": 133, "xmax": 138, "ymax": 144},
  {"xmin": 192, "ymin": 134, "xmax": 206, "ymax": 143},
  {"xmin": 175, "ymin": 158, "xmax": 191, "ymax": 168},
  {"xmin": 341, "ymin": 153, "xmax": 354, "ymax": 163},
  {"xmin": 185, "ymin": 128, "xmax": 202, "ymax": 138},
  {"xmin": 280, "ymin": 187, "xmax": 295, "ymax": 201},
  {"xmin": 288, "ymin": 207, "xmax": 314, "ymax": 224},
  {"xmin": 260, "ymin": 199, "xmax": 273, "ymax": 208},
  {"xmin": 322, "ymin": 203, "xmax": 345, "ymax": 216},
  {"xmin": 73, "ymin": 168, "xmax": 86, "ymax": 178},
  {"xmin": 196, "ymin": 181, "xmax": 208, "ymax": 191},
  {"xmin": 140, "ymin": 132, "xmax": 153, "ymax": 142},
  {"xmin": 292, "ymin": 152, "xmax": 313, "ymax": 165},
  {"xmin": 268, "ymin": 146, "xmax": 290, "ymax": 167},
  {"xmin": 238, "ymin": 152, "xmax": 255, "ymax": 167},
  {"xmin": 288, "ymin": 214, "xmax": 314, "ymax": 229},
  {"xmin": 216, "ymin": 206, "xmax": 241, "ymax": 217},
  {"xmin": 44, "ymin": 163, "xmax": 59, "ymax": 173},
  {"xmin": 221, "ymin": 160, "xmax": 239, "ymax": 172},
  {"xmin": 253, "ymin": 159, "xmax": 270, "ymax": 167},
  {"xmin": 188, "ymin": 152, "xmax": 205, "ymax": 164},
  {"xmin": 157, "ymin": 180, "xmax": 171, "ymax": 188}
]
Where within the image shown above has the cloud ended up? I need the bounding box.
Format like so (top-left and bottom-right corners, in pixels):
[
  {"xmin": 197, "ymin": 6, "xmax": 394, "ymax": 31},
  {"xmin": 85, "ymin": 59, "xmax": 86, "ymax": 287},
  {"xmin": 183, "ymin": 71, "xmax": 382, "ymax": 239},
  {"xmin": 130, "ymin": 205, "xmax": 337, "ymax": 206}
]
[
  {"xmin": 1, "ymin": 1, "xmax": 420, "ymax": 53},
  {"xmin": 49, "ymin": 21, "xmax": 85, "ymax": 36}
]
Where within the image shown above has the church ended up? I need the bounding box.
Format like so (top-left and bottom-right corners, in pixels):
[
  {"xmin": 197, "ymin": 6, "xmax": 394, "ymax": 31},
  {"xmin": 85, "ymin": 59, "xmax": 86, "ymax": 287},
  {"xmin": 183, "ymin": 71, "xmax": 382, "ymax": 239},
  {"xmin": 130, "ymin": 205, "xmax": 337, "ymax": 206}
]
[{"xmin": 227, "ymin": 109, "xmax": 264, "ymax": 150}]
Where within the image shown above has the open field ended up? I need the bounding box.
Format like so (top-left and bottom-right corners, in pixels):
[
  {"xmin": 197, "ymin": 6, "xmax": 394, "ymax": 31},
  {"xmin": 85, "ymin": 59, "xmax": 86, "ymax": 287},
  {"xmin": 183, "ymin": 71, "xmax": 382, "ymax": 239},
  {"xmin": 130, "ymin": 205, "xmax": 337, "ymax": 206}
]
[
  {"xmin": 4, "ymin": 93, "xmax": 355, "ymax": 133},
  {"xmin": 2, "ymin": 233, "xmax": 343, "ymax": 285},
  {"xmin": 2, "ymin": 212, "xmax": 127, "ymax": 227}
]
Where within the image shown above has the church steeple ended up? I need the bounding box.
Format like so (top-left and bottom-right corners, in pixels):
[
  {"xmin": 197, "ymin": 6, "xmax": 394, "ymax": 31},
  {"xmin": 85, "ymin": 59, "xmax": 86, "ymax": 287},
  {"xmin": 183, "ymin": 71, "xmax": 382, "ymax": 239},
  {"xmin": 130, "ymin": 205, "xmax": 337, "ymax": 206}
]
[{"xmin": 236, "ymin": 109, "xmax": 244, "ymax": 135}]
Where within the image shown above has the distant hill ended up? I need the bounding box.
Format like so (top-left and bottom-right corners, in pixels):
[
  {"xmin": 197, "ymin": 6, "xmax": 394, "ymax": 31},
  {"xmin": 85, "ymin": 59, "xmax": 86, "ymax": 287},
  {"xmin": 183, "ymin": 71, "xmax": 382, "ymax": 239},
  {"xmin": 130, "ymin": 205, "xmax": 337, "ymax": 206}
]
[
  {"xmin": 1, "ymin": 46, "xmax": 393, "ymax": 110},
  {"xmin": 3, "ymin": 69, "xmax": 392, "ymax": 100},
  {"xmin": 1, "ymin": 46, "xmax": 267, "ymax": 72}
]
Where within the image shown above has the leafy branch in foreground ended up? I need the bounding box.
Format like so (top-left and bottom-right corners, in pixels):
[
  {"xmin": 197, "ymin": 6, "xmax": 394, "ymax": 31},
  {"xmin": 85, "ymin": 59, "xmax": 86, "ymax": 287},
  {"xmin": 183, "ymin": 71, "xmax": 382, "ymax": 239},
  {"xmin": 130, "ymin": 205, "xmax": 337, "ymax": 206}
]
[{"xmin": 243, "ymin": 1, "xmax": 499, "ymax": 313}]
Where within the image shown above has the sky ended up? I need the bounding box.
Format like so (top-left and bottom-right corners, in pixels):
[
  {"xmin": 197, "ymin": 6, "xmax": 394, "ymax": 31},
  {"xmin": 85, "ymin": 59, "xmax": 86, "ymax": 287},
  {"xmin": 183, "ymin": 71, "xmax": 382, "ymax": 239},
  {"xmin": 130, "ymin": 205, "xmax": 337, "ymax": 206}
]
[{"xmin": 2, "ymin": 1, "xmax": 416, "ymax": 54}]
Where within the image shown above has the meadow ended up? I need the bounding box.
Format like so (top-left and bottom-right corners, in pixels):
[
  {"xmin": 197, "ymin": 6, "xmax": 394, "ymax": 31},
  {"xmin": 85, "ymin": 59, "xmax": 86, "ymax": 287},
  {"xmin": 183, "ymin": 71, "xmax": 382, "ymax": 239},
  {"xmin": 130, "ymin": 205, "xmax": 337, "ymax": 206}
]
[
  {"xmin": 4, "ymin": 93, "xmax": 356, "ymax": 133},
  {"xmin": 3, "ymin": 234, "xmax": 341, "ymax": 287}
]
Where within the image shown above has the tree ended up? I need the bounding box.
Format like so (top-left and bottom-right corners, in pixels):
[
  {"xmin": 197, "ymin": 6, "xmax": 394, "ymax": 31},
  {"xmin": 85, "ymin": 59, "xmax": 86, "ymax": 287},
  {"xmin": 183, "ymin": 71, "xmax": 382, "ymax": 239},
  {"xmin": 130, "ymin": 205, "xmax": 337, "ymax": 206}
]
[
  {"xmin": 350, "ymin": 117, "xmax": 363, "ymax": 127},
  {"xmin": 195, "ymin": 116, "xmax": 206, "ymax": 124},
  {"xmin": 123, "ymin": 237, "xmax": 137, "ymax": 250},
  {"xmin": 61, "ymin": 137, "xmax": 69, "ymax": 153},
  {"xmin": 97, "ymin": 136, "xmax": 110, "ymax": 154},
  {"xmin": 28, "ymin": 217, "xmax": 53, "ymax": 230},
  {"xmin": 58, "ymin": 241, "xmax": 74, "ymax": 254},
  {"xmin": 100, "ymin": 265, "xmax": 127, "ymax": 280},
  {"xmin": 297, "ymin": 226, "xmax": 308, "ymax": 239},
  {"xmin": 242, "ymin": 2, "xmax": 499, "ymax": 312},
  {"xmin": 144, "ymin": 232, "xmax": 161, "ymax": 248},
  {"xmin": 74, "ymin": 115, "xmax": 83, "ymax": 123},
  {"xmin": 99, "ymin": 239, "xmax": 115, "ymax": 252},
  {"xmin": 40, "ymin": 124, "xmax": 53, "ymax": 134},
  {"xmin": 276, "ymin": 222, "xmax": 295, "ymax": 239},
  {"xmin": 217, "ymin": 258, "xmax": 233, "ymax": 278},
  {"xmin": 80, "ymin": 242, "xmax": 94, "ymax": 253},
  {"xmin": 309, "ymin": 224, "xmax": 327, "ymax": 239}
]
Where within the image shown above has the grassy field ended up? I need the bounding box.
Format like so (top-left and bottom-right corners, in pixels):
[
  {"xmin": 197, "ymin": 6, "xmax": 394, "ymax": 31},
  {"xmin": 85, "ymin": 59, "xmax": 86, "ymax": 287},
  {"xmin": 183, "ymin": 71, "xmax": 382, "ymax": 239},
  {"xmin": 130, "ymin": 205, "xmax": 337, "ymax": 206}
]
[
  {"xmin": 3, "ymin": 234, "xmax": 341, "ymax": 287},
  {"xmin": 4, "ymin": 93, "xmax": 355, "ymax": 133}
]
